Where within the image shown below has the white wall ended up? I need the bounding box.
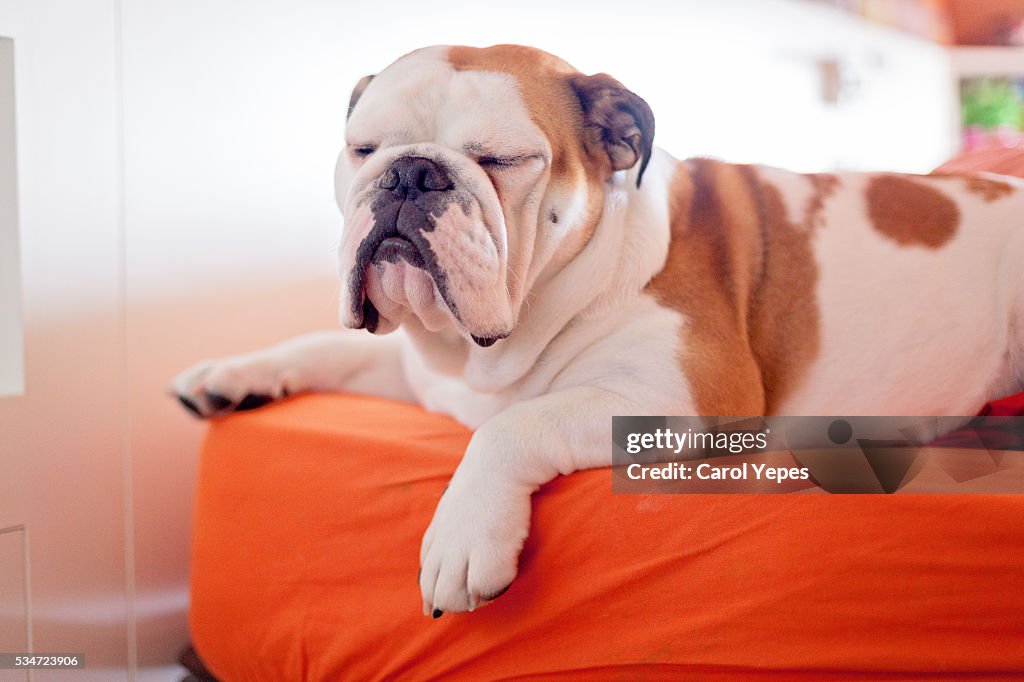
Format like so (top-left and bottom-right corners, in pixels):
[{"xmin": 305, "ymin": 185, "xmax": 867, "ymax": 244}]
[
  {"xmin": 0, "ymin": 0, "xmax": 958, "ymax": 678},
  {"xmin": 0, "ymin": 0, "xmax": 130, "ymax": 679}
]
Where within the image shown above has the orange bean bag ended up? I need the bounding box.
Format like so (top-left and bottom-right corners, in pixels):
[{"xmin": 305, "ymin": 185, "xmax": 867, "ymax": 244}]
[{"xmin": 189, "ymin": 393, "xmax": 1024, "ymax": 680}]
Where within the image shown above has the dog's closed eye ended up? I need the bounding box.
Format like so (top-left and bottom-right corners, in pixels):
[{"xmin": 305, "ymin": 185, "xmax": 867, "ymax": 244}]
[
  {"xmin": 349, "ymin": 144, "xmax": 377, "ymax": 159},
  {"xmin": 477, "ymin": 156, "xmax": 521, "ymax": 169}
]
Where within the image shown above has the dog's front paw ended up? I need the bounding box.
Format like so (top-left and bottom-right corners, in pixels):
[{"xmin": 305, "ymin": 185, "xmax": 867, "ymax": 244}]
[
  {"xmin": 170, "ymin": 355, "xmax": 286, "ymax": 418},
  {"xmin": 419, "ymin": 469, "xmax": 531, "ymax": 616}
]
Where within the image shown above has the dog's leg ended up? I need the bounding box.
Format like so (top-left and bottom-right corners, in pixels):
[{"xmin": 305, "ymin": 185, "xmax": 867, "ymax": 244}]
[
  {"xmin": 171, "ymin": 330, "xmax": 412, "ymax": 418},
  {"xmin": 418, "ymin": 385, "xmax": 635, "ymax": 616}
]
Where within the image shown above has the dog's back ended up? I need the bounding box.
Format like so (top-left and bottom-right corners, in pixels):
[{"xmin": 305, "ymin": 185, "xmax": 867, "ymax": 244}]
[{"xmin": 650, "ymin": 157, "xmax": 1024, "ymax": 417}]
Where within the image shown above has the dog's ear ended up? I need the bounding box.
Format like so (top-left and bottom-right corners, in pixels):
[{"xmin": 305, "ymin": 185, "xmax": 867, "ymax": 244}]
[
  {"xmin": 569, "ymin": 73, "xmax": 655, "ymax": 187},
  {"xmin": 347, "ymin": 75, "xmax": 375, "ymax": 120}
]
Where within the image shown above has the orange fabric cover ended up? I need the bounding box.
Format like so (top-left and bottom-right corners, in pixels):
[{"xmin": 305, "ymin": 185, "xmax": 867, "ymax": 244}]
[{"xmin": 190, "ymin": 394, "xmax": 1024, "ymax": 680}]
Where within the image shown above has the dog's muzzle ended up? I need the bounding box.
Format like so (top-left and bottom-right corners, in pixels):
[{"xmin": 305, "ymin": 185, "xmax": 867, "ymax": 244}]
[{"xmin": 348, "ymin": 156, "xmax": 459, "ymax": 333}]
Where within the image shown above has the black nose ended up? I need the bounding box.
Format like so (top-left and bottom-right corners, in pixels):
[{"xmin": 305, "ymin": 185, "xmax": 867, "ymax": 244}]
[{"xmin": 379, "ymin": 156, "xmax": 453, "ymax": 195}]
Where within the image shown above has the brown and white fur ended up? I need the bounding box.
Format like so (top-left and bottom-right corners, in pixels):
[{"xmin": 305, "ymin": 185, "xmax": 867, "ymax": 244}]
[{"xmin": 173, "ymin": 45, "xmax": 1024, "ymax": 616}]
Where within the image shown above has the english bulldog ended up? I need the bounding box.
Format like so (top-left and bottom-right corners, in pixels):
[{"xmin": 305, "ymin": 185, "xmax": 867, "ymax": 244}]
[{"xmin": 173, "ymin": 44, "xmax": 1024, "ymax": 617}]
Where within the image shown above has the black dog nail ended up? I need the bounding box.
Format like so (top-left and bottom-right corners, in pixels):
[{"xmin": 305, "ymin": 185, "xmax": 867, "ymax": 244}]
[
  {"xmin": 236, "ymin": 394, "xmax": 272, "ymax": 411},
  {"xmin": 205, "ymin": 392, "xmax": 233, "ymax": 411},
  {"xmin": 178, "ymin": 395, "xmax": 203, "ymax": 417},
  {"xmin": 432, "ymin": 609, "xmax": 443, "ymax": 619}
]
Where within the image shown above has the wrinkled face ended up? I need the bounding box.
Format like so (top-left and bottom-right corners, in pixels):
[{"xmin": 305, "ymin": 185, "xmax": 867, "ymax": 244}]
[{"xmin": 335, "ymin": 45, "xmax": 653, "ymax": 347}]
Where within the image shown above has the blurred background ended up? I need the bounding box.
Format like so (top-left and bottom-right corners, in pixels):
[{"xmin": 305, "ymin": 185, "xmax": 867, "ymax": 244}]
[{"xmin": 2, "ymin": 0, "xmax": 1024, "ymax": 679}]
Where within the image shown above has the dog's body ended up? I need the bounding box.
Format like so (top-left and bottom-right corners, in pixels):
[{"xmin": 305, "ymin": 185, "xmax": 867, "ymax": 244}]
[{"xmin": 174, "ymin": 45, "xmax": 1024, "ymax": 616}]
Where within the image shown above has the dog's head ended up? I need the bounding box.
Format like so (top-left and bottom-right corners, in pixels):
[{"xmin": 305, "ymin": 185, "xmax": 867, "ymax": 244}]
[{"xmin": 335, "ymin": 45, "xmax": 654, "ymax": 346}]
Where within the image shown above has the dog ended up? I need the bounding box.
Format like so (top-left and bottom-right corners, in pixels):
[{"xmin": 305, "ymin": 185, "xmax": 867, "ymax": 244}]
[{"xmin": 173, "ymin": 44, "xmax": 1024, "ymax": 617}]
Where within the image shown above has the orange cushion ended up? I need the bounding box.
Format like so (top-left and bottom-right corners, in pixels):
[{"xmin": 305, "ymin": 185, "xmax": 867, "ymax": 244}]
[{"xmin": 190, "ymin": 394, "xmax": 1024, "ymax": 680}]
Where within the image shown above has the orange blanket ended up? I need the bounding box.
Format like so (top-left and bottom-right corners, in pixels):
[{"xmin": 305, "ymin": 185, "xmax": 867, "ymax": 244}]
[{"xmin": 190, "ymin": 394, "xmax": 1024, "ymax": 680}]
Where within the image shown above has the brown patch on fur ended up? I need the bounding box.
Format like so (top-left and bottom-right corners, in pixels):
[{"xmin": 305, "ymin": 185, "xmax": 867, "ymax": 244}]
[
  {"xmin": 646, "ymin": 161, "xmax": 757, "ymax": 416},
  {"xmin": 744, "ymin": 170, "xmax": 822, "ymax": 414},
  {"xmin": 965, "ymin": 176, "xmax": 1013, "ymax": 201},
  {"xmin": 866, "ymin": 175, "xmax": 960, "ymax": 248},
  {"xmin": 931, "ymin": 173, "xmax": 1014, "ymax": 202},
  {"xmin": 647, "ymin": 160, "xmax": 822, "ymax": 416},
  {"xmin": 805, "ymin": 173, "xmax": 839, "ymax": 230}
]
